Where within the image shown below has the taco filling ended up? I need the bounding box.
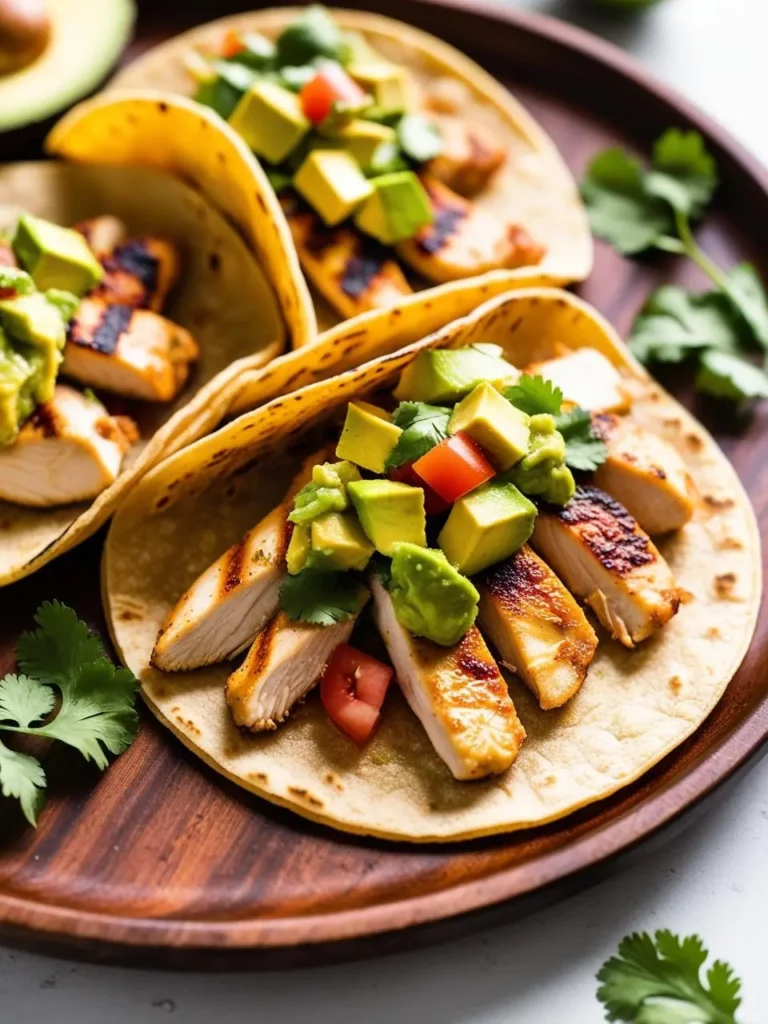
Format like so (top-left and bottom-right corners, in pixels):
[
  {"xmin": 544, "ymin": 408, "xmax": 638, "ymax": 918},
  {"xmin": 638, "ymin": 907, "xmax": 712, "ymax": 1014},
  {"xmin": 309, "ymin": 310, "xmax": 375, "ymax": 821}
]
[
  {"xmin": 0, "ymin": 212, "xmax": 198, "ymax": 507},
  {"xmin": 152, "ymin": 341, "xmax": 693, "ymax": 782}
]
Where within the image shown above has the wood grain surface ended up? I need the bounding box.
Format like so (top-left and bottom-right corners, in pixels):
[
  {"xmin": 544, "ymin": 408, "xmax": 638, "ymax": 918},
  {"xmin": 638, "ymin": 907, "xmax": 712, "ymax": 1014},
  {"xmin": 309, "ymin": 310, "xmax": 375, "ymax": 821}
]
[{"xmin": 0, "ymin": 0, "xmax": 766, "ymax": 967}]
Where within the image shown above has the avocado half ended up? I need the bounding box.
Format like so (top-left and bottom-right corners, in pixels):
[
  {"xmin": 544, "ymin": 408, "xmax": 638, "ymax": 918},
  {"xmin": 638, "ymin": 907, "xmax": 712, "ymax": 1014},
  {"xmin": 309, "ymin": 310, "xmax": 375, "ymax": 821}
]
[{"xmin": 0, "ymin": 0, "xmax": 136, "ymax": 134}]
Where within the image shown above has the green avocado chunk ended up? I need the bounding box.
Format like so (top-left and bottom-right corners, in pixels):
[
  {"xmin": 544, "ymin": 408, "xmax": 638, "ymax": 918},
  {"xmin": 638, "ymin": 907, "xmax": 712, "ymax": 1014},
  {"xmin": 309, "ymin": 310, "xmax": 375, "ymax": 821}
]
[
  {"xmin": 276, "ymin": 5, "xmax": 349, "ymax": 67},
  {"xmin": 507, "ymin": 413, "xmax": 576, "ymax": 506},
  {"xmin": 449, "ymin": 382, "xmax": 530, "ymax": 471},
  {"xmin": 335, "ymin": 401, "xmax": 402, "ymax": 474},
  {"xmin": 348, "ymin": 478, "xmax": 426, "ymax": 555},
  {"xmin": 309, "ymin": 510, "xmax": 375, "ymax": 571},
  {"xmin": 294, "ymin": 149, "xmax": 373, "ymax": 226},
  {"xmin": 438, "ymin": 480, "xmax": 536, "ymax": 577},
  {"xmin": 388, "ymin": 542, "xmax": 479, "ymax": 647},
  {"xmin": 348, "ymin": 61, "xmax": 408, "ymax": 113},
  {"xmin": 0, "ymin": 293, "xmax": 65, "ymax": 407},
  {"xmin": 333, "ymin": 119, "xmax": 396, "ymax": 171},
  {"xmin": 288, "ymin": 460, "xmax": 361, "ymax": 525},
  {"xmin": 394, "ymin": 347, "xmax": 519, "ymax": 404},
  {"xmin": 0, "ymin": 329, "xmax": 38, "ymax": 447},
  {"xmin": 12, "ymin": 215, "xmax": 103, "ymax": 296},
  {"xmin": 229, "ymin": 81, "xmax": 310, "ymax": 164},
  {"xmin": 355, "ymin": 171, "xmax": 433, "ymax": 244}
]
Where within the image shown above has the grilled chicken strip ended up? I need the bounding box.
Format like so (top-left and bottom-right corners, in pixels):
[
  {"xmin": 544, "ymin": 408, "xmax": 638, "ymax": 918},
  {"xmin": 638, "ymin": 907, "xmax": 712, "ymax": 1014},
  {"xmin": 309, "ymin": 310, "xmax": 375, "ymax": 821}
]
[
  {"xmin": 397, "ymin": 174, "xmax": 546, "ymax": 284},
  {"xmin": 64, "ymin": 297, "xmax": 199, "ymax": 402},
  {"xmin": 477, "ymin": 544, "xmax": 598, "ymax": 710},
  {"xmin": 152, "ymin": 450, "xmax": 329, "ymax": 672},
  {"xmin": 289, "ymin": 210, "xmax": 412, "ymax": 319},
  {"xmin": 227, "ymin": 609, "xmax": 363, "ymax": 731},
  {"xmin": 74, "ymin": 216, "xmax": 128, "ymax": 255},
  {"xmin": 371, "ymin": 577, "xmax": 525, "ymax": 779},
  {"xmin": 592, "ymin": 414, "xmax": 696, "ymax": 535},
  {"xmin": 527, "ymin": 348, "xmax": 631, "ymax": 414},
  {"xmin": 532, "ymin": 486, "xmax": 685, "ymax": 648},
  {"xmin": 426, "ymin": 116, "xmax": 507, "ymax": 198},
  {"xmin": 0, "ymin": 385, "xmax": 137, "ymax": 507}
]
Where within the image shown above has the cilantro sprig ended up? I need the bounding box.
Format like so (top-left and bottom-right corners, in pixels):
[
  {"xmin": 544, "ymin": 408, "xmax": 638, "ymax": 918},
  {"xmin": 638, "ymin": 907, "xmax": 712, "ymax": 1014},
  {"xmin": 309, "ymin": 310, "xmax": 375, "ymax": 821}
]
[
  {"xmin": 279, "ymin": 568, "xmax": 368, "ymax": 625},
  {"xmin": 597, "ymin": 930, "xmax": 742, "ymax": 1023},
  {"xmin": 0, "ymin": 602, "xmax": 139, "ymax": 826},
  {"xmin": 384, "ymin": 401, "xmax": 451, "ymax": 471},
  {"xmin": 503, "ymin": 374, "xmax": 608, "ymax": 472},
  {"xmin": 582, "ymin": 128, "xmax": 768, "ymax": 402}
]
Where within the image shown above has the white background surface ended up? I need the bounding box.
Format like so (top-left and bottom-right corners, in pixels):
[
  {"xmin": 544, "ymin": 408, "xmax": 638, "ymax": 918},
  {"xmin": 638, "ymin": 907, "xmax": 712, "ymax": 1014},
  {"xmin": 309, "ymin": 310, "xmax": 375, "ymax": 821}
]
[{"xmin": 2, "ymin": 0, "xmax": 768, "ymax": 1019}]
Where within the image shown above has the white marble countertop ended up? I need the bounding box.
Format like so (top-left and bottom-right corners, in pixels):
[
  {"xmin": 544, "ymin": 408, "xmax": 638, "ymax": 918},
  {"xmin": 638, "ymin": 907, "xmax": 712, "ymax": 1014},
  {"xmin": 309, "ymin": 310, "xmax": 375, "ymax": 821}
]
[{"xmin": 2, "ymin": 0, "xmax": 767, "ymax": 1019}]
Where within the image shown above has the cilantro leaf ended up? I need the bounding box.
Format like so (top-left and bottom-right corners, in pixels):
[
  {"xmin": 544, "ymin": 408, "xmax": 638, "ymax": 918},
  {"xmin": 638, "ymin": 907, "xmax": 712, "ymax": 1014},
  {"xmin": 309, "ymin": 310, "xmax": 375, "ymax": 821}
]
[
  {"xmin": 696, "ymin": 349, "xmax": 768, "ymax": 402},
  {"xmin": 385, "ymin": 402, "xmax": 451, "ymax": 470},
  {"xmin": 597, "ymin": 930, "xmax": 742, "ymax": 1023},
  {"xmin": 0, "ymin": 674, "xmax": 55, "ymax": 729},
  {"xmin": 280, "ymin": 569, "xmax": 369, "ymax": 625},
  {"xmin": 504, "ymin": 374, "xmax": 564, "ymax": 416},
  {"xmin": 581, "ymin": 148, "xmax": 673, "ymax": 255},
  {"xmin": 629, "ymin": 286, "xmax": 744, "ymax": 364},
  {"xmin": 645, "ymin": 129, "xmax": 718, "ymax": 218},
  {"xmin": 721, "ymin": 262, "xmax": 768, "ymax": 350},
  {"xmin": 397, "ymin": 114, "xmax": 443, "ymax": 163},
  {"xmin": 0, "ymin": 739, "xmax": 46, "ymax": 827},
  {"xmin": 555, "ymin": 407, "xmax": 608, "ymax": 472}
]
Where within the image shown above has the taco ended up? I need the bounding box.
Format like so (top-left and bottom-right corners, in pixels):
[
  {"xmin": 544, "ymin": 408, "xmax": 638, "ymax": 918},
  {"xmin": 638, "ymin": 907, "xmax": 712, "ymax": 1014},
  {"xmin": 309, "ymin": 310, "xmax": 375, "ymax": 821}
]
[
  {"xmin": 103, "ymin": 288, "xmax": 760, "ymax": 842},
  {"xmin": 109, "ymin": 6, "xmax": 592, "ymax": 334},
  {"xmin": 0, "ymin": 98, "xmax": 287, "ymax": 586}
]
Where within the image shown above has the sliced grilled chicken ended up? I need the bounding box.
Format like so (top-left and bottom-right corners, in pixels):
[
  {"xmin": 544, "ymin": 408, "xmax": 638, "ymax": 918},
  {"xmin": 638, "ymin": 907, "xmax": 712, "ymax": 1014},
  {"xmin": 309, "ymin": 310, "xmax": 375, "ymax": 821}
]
[
  {"xmin": 93, "ymin": 237, "xmax": 181, "ymax": 312},
  {"xmin": 0, "ymin": 384, "xmax": 137, "ymax": 507},
  {"xmin": 592, "ymin": 413, "xmax": 696, "ymax": 535},
  {"xmin": 227, "ymin": 609, "xmax": 363, "ymax": 731},
  {"xmin": 426, "ymin": 116, "xmax": 507, "ymax": 198},
  {"xmin": 527, "ymin": 348, "xmax": 631, "ymax": 414},
  {"xmin": 152, "ymin": 450, "xmax": 329, "ymax": 672},
  {"xmin": 477, "ymin": 544, "xmax": 598, "ymax": 710},
  {"xmin": 64, "ymin": 297, "xmax": 199, "ymax": 402},
  {"xmin": 289, "ymin": 210, "xmax": 412, "ymax": 319},
  {"xmin": 371, "ymin": 576, "xmax": 525, "ymax": 780},
  {"xmin": 396, "ymin": 174, "xmax": 546, "ymax": 284},
  {"xmin": 532, "ymin": 486, "xmax": 685, "ymax": 648},
  {"xmin": 74, "ymin": 216, "xmax": 127, "ymax": 255}
]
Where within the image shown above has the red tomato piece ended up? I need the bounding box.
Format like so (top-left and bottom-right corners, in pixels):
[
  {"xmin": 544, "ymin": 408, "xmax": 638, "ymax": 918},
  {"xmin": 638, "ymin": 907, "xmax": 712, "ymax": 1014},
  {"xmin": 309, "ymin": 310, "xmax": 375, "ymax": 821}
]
[
  {"xmin": 300, "ymin": 64, "xmax": 368, "ymax": 125},
  {"xmin": 388, "ymin": 461, "xmax": 450, "ymax": 516},
  {"xmin": 220, "ymin": 30, "xmax": 245, "ymax": 58},
  {"xmin": 413, "ymin": 432, "xmax": 495, "ymax": 504},
  {"xmin": 320, "ymin": 644, "xmax": 393, "ymax": 746}
]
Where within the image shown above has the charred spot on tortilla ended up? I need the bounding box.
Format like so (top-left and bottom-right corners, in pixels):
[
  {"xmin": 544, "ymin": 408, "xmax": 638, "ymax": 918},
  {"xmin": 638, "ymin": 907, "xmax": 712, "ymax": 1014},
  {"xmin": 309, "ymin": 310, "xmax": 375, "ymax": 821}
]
[
  {"xmin": 68, "ymin": 302, "xmax": 133, "ymax": 355},
  {"xmin": 559, "ymin": 487, "xmax": 655, "ymax": 575}
]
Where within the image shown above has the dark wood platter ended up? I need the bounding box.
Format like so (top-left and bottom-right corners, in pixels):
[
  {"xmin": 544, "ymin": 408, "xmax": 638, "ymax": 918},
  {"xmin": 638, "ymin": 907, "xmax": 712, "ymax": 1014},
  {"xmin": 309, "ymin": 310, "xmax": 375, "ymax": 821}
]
[{"xmin": 1, "ymin": 0, "xmax": 767, "ymax": 968}]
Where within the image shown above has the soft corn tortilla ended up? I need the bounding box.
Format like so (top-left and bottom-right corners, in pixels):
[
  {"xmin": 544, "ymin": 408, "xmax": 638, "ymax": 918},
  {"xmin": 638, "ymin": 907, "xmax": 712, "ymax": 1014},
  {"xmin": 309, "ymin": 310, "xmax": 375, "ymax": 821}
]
[
  {"xmin": 0, "ymin": 159, "xmax": 284, "ymax": 586},
  {"xmin": 109, "ymin": 8, "xmax": 593, "ymax": 334},
  {"xmin": 104, "ymin": 289, "xmax": 761, "ymax": 842}
]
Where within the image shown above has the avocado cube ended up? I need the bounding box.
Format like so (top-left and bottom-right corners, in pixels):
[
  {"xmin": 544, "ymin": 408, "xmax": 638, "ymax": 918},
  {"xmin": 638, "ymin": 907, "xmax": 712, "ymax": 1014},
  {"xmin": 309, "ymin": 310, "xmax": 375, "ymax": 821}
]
[
  {"xmin": 438, "ymin": 481, "xmax": 536, "ymax": 577},
  {"xmin": 229, "ymin": 81, "xmax": 310, "ymax": 164},
  {"xmin": 333, "ymin": 119, "xmax": 396, "ymax": 171},
  {"xmin": 12, "ymin": 215, "xmax": 103, "ymax": 297},
  {"xmin": 355, "ymin": 171, "xmax": 433, "ymax": 245},
  {"xmin": 309, "ymin": 511, "xmax": 375, "ymax": 572},
  {"xmin": 294, "ymin": 150, "xmax": 373, "ymax": 226},
  {"xmin": 449, "ymin": 382, "xmax": 530, "ymax": 471},
  {"xmin": 335, "ymin": 401, "xmax": 402, "ymax": 474},
  {"xmin": 394, "ymin": 347, "xmax": 518, "ymax": 404},
  {"xmin": 286, "ymin": 523, "xmax": 311, "ymax": 575},
  {"xmin": 0, "ymin": 293, "xmax": 66, "ymax": 350},
  {"xmin": 348, "ymin": 62, "xmax": 408, "ymax": 112},
  {"xmin": 0, "ymin": 330, "xmax": 35, "ymax": 446},
  {"xmin": 348, "ymin": 479, "xmax": 426, "ymax": 556}
]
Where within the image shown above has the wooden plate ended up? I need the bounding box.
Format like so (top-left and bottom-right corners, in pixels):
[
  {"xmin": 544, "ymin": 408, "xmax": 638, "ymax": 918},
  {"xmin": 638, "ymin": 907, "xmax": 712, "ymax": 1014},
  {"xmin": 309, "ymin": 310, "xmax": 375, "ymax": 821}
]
[{"xmin": 1, "ymin": 0, "xmax": 766, "ymax": 967}]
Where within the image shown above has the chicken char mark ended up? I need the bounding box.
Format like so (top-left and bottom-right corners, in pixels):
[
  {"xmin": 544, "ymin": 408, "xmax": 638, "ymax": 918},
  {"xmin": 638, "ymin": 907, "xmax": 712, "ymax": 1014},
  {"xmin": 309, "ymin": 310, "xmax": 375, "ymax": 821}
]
[
  {"xmin": 68, "ymin": 303, "xmax": 133, "ymax": 355},
  {"xmin": 304, "ymin": 217, "xmax": 398, "ymax": 300},
  {"xmin": 417, "ymin": 182, "xmax": 467, "ymax": 255},
  {"xmin": 559, "ymin": 486, "xmax": 655, "ymax": 575}
]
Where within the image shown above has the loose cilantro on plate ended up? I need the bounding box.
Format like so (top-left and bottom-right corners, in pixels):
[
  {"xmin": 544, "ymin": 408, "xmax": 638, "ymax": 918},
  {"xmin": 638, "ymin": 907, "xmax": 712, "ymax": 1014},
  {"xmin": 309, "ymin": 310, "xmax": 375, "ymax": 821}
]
[
  {"xmin": 582, "ymin": 128, "xmax": 768, "ymax": 403},
  {"xmin": 597, "ymin": 930, "xmax": 742, "ymax": 1023},
  {"xmin": 279, "ymin": 568, "xmax": 369, "ymax": 625},
  {"xmin": 384, "ymin": 401, "xmax": 451, "ymax": 471},
  {"xmin": 0, "ymin": 602, "xmax": 139, "ymax": 827}
]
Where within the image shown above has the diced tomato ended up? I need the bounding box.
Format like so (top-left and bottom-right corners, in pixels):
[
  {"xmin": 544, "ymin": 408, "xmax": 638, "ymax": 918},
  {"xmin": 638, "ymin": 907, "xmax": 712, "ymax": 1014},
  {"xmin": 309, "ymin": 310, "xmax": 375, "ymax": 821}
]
[
  {"xmin": 413, "ymin": 431, "xmax": 495, "ymax": 504},
  {"xmin": 300, "ymin": 64, "xmax": 368, "ymax": 125},
  {"xmin": 320, "ymin": 644, "xmax": 393, "ymax": 746},
  {"xmin": 219, "ymin": 30, "xmax": 245, "ymax": 58},
  {"xmin": 388, "ymin": 461, "xmax": 450, "ymax": 516}
]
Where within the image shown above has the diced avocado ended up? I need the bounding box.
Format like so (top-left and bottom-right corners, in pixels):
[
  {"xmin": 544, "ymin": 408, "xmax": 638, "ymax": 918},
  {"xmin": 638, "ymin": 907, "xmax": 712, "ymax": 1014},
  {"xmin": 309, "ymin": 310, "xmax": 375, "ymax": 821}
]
[
  {"xmin": 194, "ymin": 60, "xmax": 259, "ymax": 120},
  {"xmin": 294, "ymin": 149, "xmax": 373, "ymax": 226},
  {"xmin": 0, "ymin": 293, "xmax": 66, "ymax": 349},
  {"xmin": 12, "ymin": 215, "xmax": 103, "ymax": 296},
  {"xmin": 336, "ymin": 401, "xmax": 402, "ymax": 473},
  {"xmin": 449, "ymin": 382, "xmax": 530, "ymax": 471},
  {"xmin": 394, "ymin": 347, "xmax": 519, "ymax": 404},
  {"xmin": 388, "ymin": 542, "xmax": 479, "ymax": 647},
  {"xmin": 333, "ymin": 119, "xmax": 396, "ymax": 171},
  {"xmin": 355, "ymin": 171, "xmax": 433, "ymax": 245},
  {"xmin": 397, "ymin": 115, "xmax": 443, "ymax": 164},
  {"xmin": 507, "ymin": 413, "xmax": 575, "ymax": 506},
  {"xmin": 229, "ymin": 81, "xmax": 310, "ymax": 164},
  {"xmin": 348, "ymin": 62, "xmax": 408, "ymax": 112},
  {"xmin": 438, "ymin": 480, "xmax": 536, "ymax": 577},
  {"xmin": 276, "ymin": 5, "xmax": 349, "ymax": 67},
  {"xmin": 367, "ymin": 140, "xmax": 409, "ymax": 177},
  {"xmin": 308, "ymin": 511, "xmax": 375, "ymax": 572},
  {"xmin": 289, "ymin": 460, "xmax": 361, "ymax": 525},
  {"xmin": 286, "ymin": 523, "xmax": 311, "ymax": 575},
  {"xmin": 348, "ymin": 479, "xmax": 426, "ymax": 555},
  {"xmin": 0, "ymin": 329, "xmax": 37, "ymax": 446}
]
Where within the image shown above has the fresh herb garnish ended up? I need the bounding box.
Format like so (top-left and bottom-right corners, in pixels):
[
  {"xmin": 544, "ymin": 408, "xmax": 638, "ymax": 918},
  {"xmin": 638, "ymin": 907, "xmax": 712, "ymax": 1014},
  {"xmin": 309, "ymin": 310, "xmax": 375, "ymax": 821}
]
[
  {"xmin": 503, "ymin": 374, "xmax": 564, "ymax": 416},
  {"xmin": 397, "ymin": 114, "xmax": 443, "ymax": 164},
  {"xmin": 0, "ymin": 602, "xmax": 139, "ymax": 827},
  {"xmin": 582, "ymin": 128, "xmax": 768, "ymax": 402},
  {"xmin": 384, "ymin": 401, "xmax": 451, "ymax": 471},
  {"xmin": 597, "ymin": 930, "xmax": 742, "ymax": 1023},
  {"xmin": 279, "ymin": 568, "xmax": 369, "ymax": 625}
]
